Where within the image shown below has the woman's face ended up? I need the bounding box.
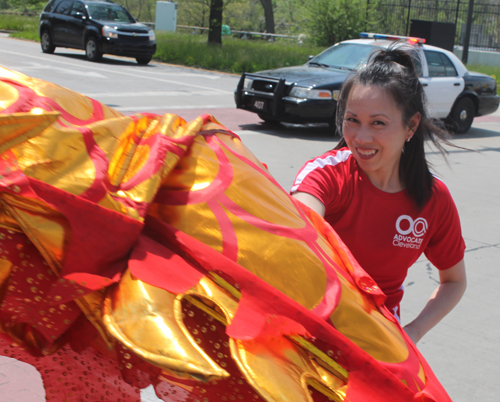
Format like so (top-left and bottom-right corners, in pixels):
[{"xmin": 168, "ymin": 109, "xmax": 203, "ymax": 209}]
[{"xmin": 342, "ymin": 84, "xmax": 419, "ymax": 190}]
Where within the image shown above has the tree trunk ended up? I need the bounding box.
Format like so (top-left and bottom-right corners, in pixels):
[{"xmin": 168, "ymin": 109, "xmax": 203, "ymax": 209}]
[
  {"xmin": 208, "ymin": 0, "xmax": 223, "ymax": 45},
  {"xmin": 259, "ymin": 0, "xmax": 275, "ymax": 34}
]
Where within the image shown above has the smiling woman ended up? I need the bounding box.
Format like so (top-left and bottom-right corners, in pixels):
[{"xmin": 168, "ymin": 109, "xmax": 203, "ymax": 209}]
[{"xmin": 292, "ymin": 42, "xmax": 467, "ymax": 345}]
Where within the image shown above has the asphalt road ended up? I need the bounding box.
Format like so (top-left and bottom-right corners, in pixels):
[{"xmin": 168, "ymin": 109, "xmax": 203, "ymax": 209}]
[{"xmin": 1, "ymin": 34, "xmax": 500, "ymax": 402}]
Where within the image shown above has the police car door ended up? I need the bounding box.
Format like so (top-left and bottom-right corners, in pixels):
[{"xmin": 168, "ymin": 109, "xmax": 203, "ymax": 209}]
[{"xmin": 420, "ymin": 49, "xmax": 464, "ymax": 119}]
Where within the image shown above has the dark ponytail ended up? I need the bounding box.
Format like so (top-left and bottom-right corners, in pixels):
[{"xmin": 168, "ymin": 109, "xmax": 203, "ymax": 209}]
[{"xmin": 335, "ymin": 42, "xmax": 451, "ymax": 210}]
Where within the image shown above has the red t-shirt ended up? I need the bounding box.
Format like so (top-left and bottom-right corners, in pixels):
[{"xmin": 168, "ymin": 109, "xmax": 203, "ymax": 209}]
[{"xmin": 292, "ymin": 148, "xmax": 465, "ymax": 315}]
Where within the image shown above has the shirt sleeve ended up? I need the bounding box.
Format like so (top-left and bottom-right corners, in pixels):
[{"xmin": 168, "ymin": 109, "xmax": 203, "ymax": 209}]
[
  {"xmin": 424, "ymin": 179, "xmax": 466, "ymax": 270},
  {"xmin": 290, "ymin": 149, "xmax": 353, "ymax": 208}
]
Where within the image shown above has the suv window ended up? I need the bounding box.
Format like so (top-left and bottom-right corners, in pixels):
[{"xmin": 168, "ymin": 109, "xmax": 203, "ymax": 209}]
[
  {"xmin": 55, "ymin": 0, "xmax": 74, "ymax": 15},
  {"xmin": 87, "ymin": 3, "xmax": 135, "ymax": 23},
  {"xmin": 424, "ymin": 50, "xmax": 458, "ymax": 77},
  {"xmin": 43, "ymin": 0, "xmax": 57, "ymax": 12},
  {"xmin": 70, "ymin": 1, "xmax": 86, "ymax": 16}
]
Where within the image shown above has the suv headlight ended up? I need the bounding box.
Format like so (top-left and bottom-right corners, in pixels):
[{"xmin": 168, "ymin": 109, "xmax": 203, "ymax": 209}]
[
  {"xmin": 102, "ymin": 25, "xmax": 118, "ymax": 39},
  {"xmin": 148, "ymin": 30, "xmax": 155, "ymax": 41},
  {"xmin": 289, "ymin": 87, "xmax": 333, "ymax": 100}
]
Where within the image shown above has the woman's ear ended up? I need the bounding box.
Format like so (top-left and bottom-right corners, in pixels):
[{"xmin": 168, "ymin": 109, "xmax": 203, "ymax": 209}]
[{"xmin": 407, "ymin": 112, "xmax": 421, "ymax": 140}]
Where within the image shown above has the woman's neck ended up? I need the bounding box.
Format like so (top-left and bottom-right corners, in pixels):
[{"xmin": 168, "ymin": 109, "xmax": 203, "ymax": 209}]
[{"xmin": 363, "ymin": 166, "xmax": 404, "ymax": 193}]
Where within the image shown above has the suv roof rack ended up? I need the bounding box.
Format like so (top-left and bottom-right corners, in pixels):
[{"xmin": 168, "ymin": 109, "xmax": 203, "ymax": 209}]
[{"xmin": 360, "ymin": 32, "xmax": 426, "ymax": 44}]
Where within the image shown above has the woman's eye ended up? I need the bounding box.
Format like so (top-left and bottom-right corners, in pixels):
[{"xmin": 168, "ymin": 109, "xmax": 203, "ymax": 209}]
[
  {"xmin": 373, "ymin": 120, "xmax": 386, "ymax": 126},
  {"xmin": 346, "ymin": 117, "xmax": 358, "ymax": 123}
]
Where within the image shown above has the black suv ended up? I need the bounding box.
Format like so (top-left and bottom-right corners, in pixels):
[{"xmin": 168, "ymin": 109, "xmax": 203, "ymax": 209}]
[{"xmin": 39, "ymin": 0, "xmax": 157, "ymax": 64}]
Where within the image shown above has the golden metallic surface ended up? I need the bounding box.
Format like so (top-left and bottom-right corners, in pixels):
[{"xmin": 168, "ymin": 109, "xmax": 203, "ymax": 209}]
[
  {"xmin": 0, "ymin": 205, "xmax": 21, "ymax": 232},
  {"xmin": 330, "ymin": 276, "xmax": 409, "ymax": 363},
  {"xmin": 231, "ymin": 335, "xmax": 347, "ymax": 402},
  {"xmin": 288, "ymin": 335, "xmax": 348, "ymax": 382},
  {"xmin": 103, "ymin": 266, "xmax": 352, "ymax": 401},
  {"xmin": 0, "ymin": 113, "xmax": 60, "ymax": 154},
  {"xmin": 207, "ymin": 272, "xmax": 242, "ymax": 300},
  {"xmin": 0, "ymin": 258, "xmax": 12, "ymax": 288},
  {"xmin": 0, "ymin": 80, "xmax": 18, "ymax": 110},
  {"xmin": 0, "ymin": 66, "xmax": 122, "ymax": 125},
  {"xmin": 102, "ymin": 269, "xmax": 230, "ymax": 381},
  {"xmin": 152, "ymin": 133, "xmax": 328, "ymax": 310},
  {"xmin": 0, "ymin": 194, "xmax": 68, "ymax": 272},
  {"xmin": 13, "ymin": 125, "xmax": 97, "ymax": 196}
]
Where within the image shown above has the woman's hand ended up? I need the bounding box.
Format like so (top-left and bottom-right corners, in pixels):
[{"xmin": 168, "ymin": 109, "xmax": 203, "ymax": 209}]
[{"xmin": 403, "ymin": 259, "xmax": 467, "ymax": 344}]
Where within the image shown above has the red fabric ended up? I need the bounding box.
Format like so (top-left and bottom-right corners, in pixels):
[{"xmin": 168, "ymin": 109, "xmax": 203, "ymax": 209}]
[
  {"xmin": 292, "ymin": 147, "xmax": 465, "ymax": 313},
  {"xmin": 129, "ymin": 235, "xmax": 205, "ymax": 294},
  {"xmin": 0, "ymin": 337, "xmax": 142, "ymax": 402},
  {"xmin": 141, "ymin": 216, "xmax": 451, "ymax": 401}
]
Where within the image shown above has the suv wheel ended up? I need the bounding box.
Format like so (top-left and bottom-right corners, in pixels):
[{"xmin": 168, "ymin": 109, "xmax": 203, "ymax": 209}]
[
  {"xmin": 136, "ymin": 57, "xmax": 152, "ymax": 65},
  {"xmin": 41, "ymin": 30, "xmax": 55, "ymax": 54},
  {"xmin": 85, "ymin": 37, "xmax": 102, "ymax": 62},
  {"xmin": 447, "ymin": 97, "xmax": 475, "ymax": 134}
]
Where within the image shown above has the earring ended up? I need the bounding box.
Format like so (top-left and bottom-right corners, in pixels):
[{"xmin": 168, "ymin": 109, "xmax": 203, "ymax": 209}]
[{"xmin": 406, "ymin": 136, "xmax": 411, "ymax": 142}]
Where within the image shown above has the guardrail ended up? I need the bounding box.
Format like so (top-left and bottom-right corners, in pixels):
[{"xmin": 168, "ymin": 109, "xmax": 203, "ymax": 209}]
[
  {"xmin": 176, "ymin": 25, "xmax": 298, "ymax": 40},
  {"xmin": 0, "ymin": 10, "xmax": 38, "ymax": 16}
]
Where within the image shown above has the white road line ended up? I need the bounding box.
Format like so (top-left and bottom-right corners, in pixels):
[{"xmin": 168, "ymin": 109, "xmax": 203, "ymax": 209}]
[
  {"xmin": 111, "ymin": 105, "xmax": 226, "ymax": 111},
  {"xmin": 8, "ymin": 62, "xmax": 107, "ymax": 78},
  {"xmin": 128, "ymin": 71, "xmax": 222, "ymax": 80},
  {"xmin": 0, "ymin": 47, "xmax": 233, "ymax": 94},
  {"xmin": 83, "ymin": 90, "xmax": 225, "ymax": 98}
]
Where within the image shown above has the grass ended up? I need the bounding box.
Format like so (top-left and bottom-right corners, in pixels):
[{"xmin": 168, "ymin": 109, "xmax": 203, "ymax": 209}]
[
  {"xmin": 1, "ymin": 13, "xmax": 500, "ymax": 92},
  {"xmin": 154, "ymin": 32, "xmax": 323, "ymax": 74},
  {"xmin": 0, "ymin": 13, "xmax": 39, "ymax": 33}
]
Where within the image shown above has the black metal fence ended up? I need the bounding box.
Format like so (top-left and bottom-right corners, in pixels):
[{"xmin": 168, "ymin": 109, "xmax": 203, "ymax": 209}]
[{"xmin": 367, "ymin": 0, "xmax": 500, "ymax": 52}]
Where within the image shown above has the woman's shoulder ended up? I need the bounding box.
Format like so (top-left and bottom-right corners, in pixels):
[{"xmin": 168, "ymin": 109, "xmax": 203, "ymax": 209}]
[
  {"xmin": 430, "ymin": 175, "xmax": 455, "ymax": 200},
  {"xmin": 291, "ymin": 147, "xmax": 357, "ymax": 198},
  {"xmin": 306, "ymin": 147, "xmax": 355, "ymax": 170},
  {"xmin": 426, "ymin": 175, "xmax": 460, "ymax": 216}
]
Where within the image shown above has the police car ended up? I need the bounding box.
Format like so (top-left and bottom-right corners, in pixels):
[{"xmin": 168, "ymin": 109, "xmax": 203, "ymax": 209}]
[{"xmin": 234, "ymin": 33, "xmax": 500, "ymax": 133}]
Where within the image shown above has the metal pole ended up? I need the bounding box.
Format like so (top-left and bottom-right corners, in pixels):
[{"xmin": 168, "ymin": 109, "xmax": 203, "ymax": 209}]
[
  {"xmin": 454, "ymin": 0, "xmax": 461, "ymax": 48},
  {"xmin": 366, "ymin": 0, "xmax": 370, "ymax": 32},
  {"xmin": 462, "ymin": 0, "xmax": 475, "ymax": 64},
  {"xmin": 406, "ymin": 0, "xmax": 412, "ymax": 36}
]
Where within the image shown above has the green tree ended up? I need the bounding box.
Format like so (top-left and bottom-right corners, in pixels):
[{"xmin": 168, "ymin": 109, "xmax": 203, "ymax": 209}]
[
  {"xmin": 5, "ymin": 0, "xmax": 45, "ymax": 12},
  {"xmin": 307, "ymin": 0, "xmax": 372, "ymax": 46}
]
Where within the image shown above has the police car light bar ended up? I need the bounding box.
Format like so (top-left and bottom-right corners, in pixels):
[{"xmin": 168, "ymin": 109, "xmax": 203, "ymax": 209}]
[{"xmin": 360, "ymin": 32, "xmax": 426, "ymax": 44}]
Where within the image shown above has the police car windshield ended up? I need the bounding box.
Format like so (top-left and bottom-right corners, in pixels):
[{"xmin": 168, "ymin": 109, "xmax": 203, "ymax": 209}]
[{"xmin": 310, "ymin": 43, "xmax": 377, "ymax": 71}]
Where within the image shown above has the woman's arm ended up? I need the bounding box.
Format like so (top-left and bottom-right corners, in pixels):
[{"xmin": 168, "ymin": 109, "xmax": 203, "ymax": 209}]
[
  {"xmin": 403, "ymin": 259, "xmax": 467, "ymax": 344},
  {"xmin": 292, "ymin": 192, "xmax": 326, "ymax": 217}
]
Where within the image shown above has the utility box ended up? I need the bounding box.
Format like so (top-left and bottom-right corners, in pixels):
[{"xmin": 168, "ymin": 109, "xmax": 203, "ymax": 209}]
[
  {"xmin": 409, "ymin": 20, "xmax": 456, "ymax": 52},
  {"xmin": 155, "ymin": 1, "xmax": 177, "ymax": 32}
]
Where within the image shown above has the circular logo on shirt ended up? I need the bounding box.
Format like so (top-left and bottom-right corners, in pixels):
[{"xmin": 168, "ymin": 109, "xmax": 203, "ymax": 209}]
[{"xmin": 395, "ymin": 215, "xmax": 428, "ymax": 237}]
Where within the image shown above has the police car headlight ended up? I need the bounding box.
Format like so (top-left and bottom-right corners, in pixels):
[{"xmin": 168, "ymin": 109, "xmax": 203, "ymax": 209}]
[
  {"xmin": 289, "ymin": 87, "xmax": 333, "ymax": 99},
  {"xmin": 148, "ymin": 30, "xmax": 155, "ymax": 41},
  {"xmin": 243, "ymin": 77, "xmax": 253, "ymax": 89}
]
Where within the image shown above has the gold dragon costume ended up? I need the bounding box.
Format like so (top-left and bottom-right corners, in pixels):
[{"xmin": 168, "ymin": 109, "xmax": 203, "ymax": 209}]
[{"xmin": 0, "ymin": 66, "xmax": 452, "ymax": 402}]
